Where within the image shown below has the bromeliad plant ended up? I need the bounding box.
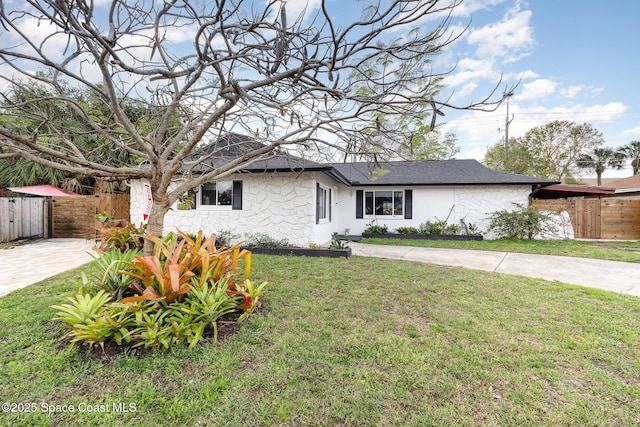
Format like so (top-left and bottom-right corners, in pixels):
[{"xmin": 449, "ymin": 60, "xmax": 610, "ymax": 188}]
[
  {"xmin": 95, "ymin": 222, "xmax": 146, "ymax": 252},
  {"xmin": 92, "ymin": 248, "xmax": 141, "ymax": 300},
  {"xmin": 118, "ymin": 231, "xmax": 252, "ymax": 305},
  {"xmin": 52, "ymin": 230, "xmax": 266, "ymax": 351}
]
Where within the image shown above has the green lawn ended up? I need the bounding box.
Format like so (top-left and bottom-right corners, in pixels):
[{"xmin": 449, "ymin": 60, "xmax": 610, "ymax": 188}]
[
  {"xmin": 362, "ymin": 237, "xmax": 640, "ymax": 263},
  {"xmin": 1, "ymin": 255, "xmax": 639, "ymax": 426}
]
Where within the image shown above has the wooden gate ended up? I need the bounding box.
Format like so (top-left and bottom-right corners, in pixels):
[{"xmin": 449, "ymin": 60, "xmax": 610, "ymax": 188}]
[
  {"xmin": 573, "ymin": 199, "xmax": 601, "ymax": 239},
  {"xmin": 0, "ymin": 197, "xmax": 48, "ymax": 243},
  {"xmin": 51, "ymin": 194, "xmax": 130, "ymax": 239}
]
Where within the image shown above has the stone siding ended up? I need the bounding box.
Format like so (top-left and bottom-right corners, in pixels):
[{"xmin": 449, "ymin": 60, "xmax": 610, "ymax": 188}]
[{"xmin": 131, "ymin": 173, "xmax": 318, "ymax": 246}]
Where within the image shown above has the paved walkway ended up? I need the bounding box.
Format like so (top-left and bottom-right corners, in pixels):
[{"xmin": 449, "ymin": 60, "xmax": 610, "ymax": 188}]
[
  {"xmin": 350, "ymin": 242, "xmax": 640, "ymax": 298},
  {"xmin": 2, "ymin": 239, "xmax": 639, "ymax": 299},
  {"xmin": 0, "ymin": 239, "xmax": 96, "ymax": 297}
]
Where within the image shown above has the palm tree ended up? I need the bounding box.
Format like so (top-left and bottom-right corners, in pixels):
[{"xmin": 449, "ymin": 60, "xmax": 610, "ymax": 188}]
[
  {"xmin": 621, "ymin": 140, "xmax": 640, "ymax": 175},
  {"xmin": 576, "ymin": 147, "xmax": 626, "ymax": 185}
]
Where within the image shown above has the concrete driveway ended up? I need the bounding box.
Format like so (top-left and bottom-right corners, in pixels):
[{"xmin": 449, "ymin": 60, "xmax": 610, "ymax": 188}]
[
  {"xmin": 0, "ymin": 239, "xmax": 96, "ymax": 297},
  {"xmin": 350, "ymin": 242, "xmax": 640, "ymax": 298}
]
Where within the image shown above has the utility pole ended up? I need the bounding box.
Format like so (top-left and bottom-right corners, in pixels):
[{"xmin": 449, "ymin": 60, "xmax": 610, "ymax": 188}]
[{"xmin": 504, "ymin": 91, "xmax": 514, "ymax": 172}]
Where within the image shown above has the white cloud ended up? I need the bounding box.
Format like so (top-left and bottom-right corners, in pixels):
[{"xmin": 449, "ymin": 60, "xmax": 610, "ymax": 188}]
[
  {"xmin": 622, "ymin": 126, "xmax": 640, "ymax": 137},
  {"xmin": 560, "ymin": 85, "xmax": 583, "ymax": 99},
  {"xmin": 442, "ymin": 101, "xmax": 629, "ymax": 161},
  {"xmin": 10, "ymin": 17, "xmax": 72, "ymax": 58},
  {"xmin": 457, "ymin": 82, "xmax": 479, "ymax": 98},
  {"xmin": 276, "ymin": 0, "xmax": 322, "ymax": 24},
  {"xmin": 438, "ymin": 2, "xmax": 536, "ymax": 102},
  {"xmin": 466, "ymin": 8, "xmax": 534, "ymax": 60},
  {"xmin": 559, "ymin": 85, "xmax": 605, "ymax": 99},
  {"xmin": 516, "ymin": 78, "xmax": 557, "ymax": 100},
  {"xmin": 448, "ymin": 57, "xmax": 499, "ymax": 82},
  {"xmin": 510, "ymin": 70, "xmax": 539, "ymax": 81},
  {"xmin": 448, "ymin": 0, "xmax": 510, "ymax": 17}
]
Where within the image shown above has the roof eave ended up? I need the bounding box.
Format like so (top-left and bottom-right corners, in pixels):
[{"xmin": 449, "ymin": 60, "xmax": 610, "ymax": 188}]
[{"xmin": 348, "ymin": 181, "xmax": 556, "ymax": 187}]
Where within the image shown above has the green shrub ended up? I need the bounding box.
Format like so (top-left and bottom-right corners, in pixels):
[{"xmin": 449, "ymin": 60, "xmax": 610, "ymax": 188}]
[
  {"xmin": 418, "ymin": 220, "xmax": 464, "ymax": 236},
  {"xmin": 246, "ymin": 233, "xmax": 290, "ymax": 248},
  {"xmin": 329, "ymin": 232, "xmax": 349, "ymax": 249},
  {"xmin": 488, "ymin": 203, "xmax": 556, "ymax": 240},
  {"xmin": 458, "ymin": 220, "xmax": 482, "ymax": 236},
  {"xmin": 96, "ymin": 223, "xmax": 146, "ymax": 252},
  {"xmin": 395, "ymin": 226, "xmax": 419, "ymax": 234},
  {"xmin": 364, "ymin": 221, "xmax": 388, "ymax": 234},
  {"xmin": 214, "ymin": 229, "xmax": 238, "ymax": 248},
  {"xmin": 444, "ymin": 223, "xmax": 460, "ymax": 235},
  {"xmin": 52, "ymin": 230, "xmax": 266, "ymax": 350},
  {"xmin": 418, "ymin": 220, "xmax": 447, "ymax": 235}
]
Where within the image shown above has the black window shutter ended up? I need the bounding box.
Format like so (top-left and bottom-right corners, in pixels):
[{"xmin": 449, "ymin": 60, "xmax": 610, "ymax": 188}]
[
  {"xmin": 329, "ymin": 189, "xmax": 332, "ymax": 222},
  {"xmin": 232, "ymin": 181, "xmax": 243, "ymax": 210},
  {"xmin": 355, "ymin": 190, "xmax": 363, "ymax": 219},
  {"xmin": 404, "ymin": 189, "xmax": 413, "ymax": 219},
  {"xmin": 316, "ymin": 183, "xmax": 321, "ymax": 224}
]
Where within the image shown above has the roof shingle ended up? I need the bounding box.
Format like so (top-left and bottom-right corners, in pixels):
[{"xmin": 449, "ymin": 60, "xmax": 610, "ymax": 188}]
[
  {"xmin": 186, "ymin": 134, "xmax": 556, "ymax": 186},
  {"xmin": 328, "ymin": 160, "xmax": 556, "ymax": 186}
]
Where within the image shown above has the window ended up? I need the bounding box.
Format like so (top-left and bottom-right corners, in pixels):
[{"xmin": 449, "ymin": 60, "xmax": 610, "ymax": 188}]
[
  {"xmin": 356, "ymin": 189, "xmax": 412, "ymax": 219},
  {"xmin": 364, "ymin": 190, "xmax": 404, "ymax": 217},
  {"xmin": 200, "ymin": 180, "xmax": 243, "ymax": 209},
  {"xmin": 316, "ymin": 184, "xmax": 331, "ymax": 224}
]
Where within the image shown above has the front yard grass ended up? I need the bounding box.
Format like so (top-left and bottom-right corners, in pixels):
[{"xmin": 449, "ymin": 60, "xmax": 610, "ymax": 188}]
[
  {"xmin": 1, "ymin": 255, "xmax": 639, "ymax": 426},
  {"xmin": 362, "ymin": 237, "xmax": 640, "ymax": 263}
]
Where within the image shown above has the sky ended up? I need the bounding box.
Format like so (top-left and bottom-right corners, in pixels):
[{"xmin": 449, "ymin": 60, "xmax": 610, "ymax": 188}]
[
  {"xmin": 421, "ymin": 0, "xmax": 640, "ymax": 178},
  {"xmin": 2, "ymin": 0, "xmax": 639, "ymax": 179}
]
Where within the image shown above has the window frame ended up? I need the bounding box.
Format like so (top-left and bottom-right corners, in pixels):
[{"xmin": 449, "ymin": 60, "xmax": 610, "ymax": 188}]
[
  {"xmin": 198, "ymin": 180, "xmax": 242, "ymax": 210},
  {"xmin": 364, "ymin": 189, "xmax": 405, "ymax": 218},
  {"xmin": 316, "ymin": 183, "xmax": 332, "ymax": 224}
]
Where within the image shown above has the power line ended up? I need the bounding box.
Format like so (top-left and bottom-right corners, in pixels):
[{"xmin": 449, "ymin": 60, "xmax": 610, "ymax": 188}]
[{"xmin": 446, "ymin": 112, "xmax": 638, "ymax": 129}]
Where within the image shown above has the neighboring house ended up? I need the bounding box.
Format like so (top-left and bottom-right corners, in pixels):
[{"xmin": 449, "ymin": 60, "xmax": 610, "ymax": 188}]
[
  {"xmin": 130, "ymin": 134, "xmax": 557, "ymax": 246},
  {"xmin": 606, "ymin": 175, "xmax": 640, "ymax": 199}
]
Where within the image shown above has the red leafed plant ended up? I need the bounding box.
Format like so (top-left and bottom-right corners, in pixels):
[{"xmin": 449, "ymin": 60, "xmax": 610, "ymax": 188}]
[{"xmin": 119, "ymin": 231, "xmax": 252, "ymax": 308}]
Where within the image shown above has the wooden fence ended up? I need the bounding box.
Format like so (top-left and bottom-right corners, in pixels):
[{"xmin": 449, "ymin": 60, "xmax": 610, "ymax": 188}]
[
  {"xmin": 0, "ymin": 197, "xmax": 48, "ymax": 243},
  {"xmin": 52, "ymin": 194, "xmax": 130, "ymax": 239},
  {"xmin": 534, "ymin": 198, "xmax": 640, "ymax": 239}
]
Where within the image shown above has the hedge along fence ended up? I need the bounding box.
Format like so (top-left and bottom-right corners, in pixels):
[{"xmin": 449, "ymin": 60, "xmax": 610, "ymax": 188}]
[
  {"xmin": 533, "ymin": 198, "xmax": 640, "ymax": 240},
  {"xmin": 52, "ymin": 194, "xmax": 130, "ymax": 239},
  {"xmin": 0, "ymin": 197, "xmax": 48, "ymax": 243}
]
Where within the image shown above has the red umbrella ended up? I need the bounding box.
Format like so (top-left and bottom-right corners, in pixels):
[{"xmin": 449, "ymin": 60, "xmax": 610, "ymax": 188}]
[{"xmin": 8, "ymin": 185, "xmax": 80, "ymax": 196}]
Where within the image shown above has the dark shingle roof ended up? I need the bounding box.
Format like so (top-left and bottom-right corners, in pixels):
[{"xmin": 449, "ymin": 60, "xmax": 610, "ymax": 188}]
[
  {"xmin": 187, "ymin": 133, "xmax": 329, "ymax": 173},
  {"xmin": 328, "ymin": 160, "xmax": 557, "ymax": 186},
  {"xmin": 187, "ymin": 134, "xmax": 556, "ymax": 186}
]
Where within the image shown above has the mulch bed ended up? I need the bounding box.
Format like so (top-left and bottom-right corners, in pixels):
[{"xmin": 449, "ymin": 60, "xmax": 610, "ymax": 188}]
[{"xmin": 55, "ymin": 305, "xmax": 267, "ymax": 363}]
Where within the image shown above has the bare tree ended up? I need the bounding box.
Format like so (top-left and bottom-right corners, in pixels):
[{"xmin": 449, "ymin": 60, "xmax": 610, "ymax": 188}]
[{"xmin": 0, "ymin": 0, "xmax": 513, "ymax": 251}]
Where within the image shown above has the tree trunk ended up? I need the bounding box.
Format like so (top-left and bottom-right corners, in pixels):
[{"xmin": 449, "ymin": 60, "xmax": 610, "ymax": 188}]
[{"xmin": 143, "ymin": 194, "xmax": 171, "ymax": 256}]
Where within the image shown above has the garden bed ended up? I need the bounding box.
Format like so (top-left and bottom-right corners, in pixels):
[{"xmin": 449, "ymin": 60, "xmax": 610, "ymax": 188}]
[
  {"xmin": 361, "ymin": 233, "xmax": 483, "ymax": 241},
  {"xmin": 243, "ymin": 247, "xmax": 352, "ymax": 258}
]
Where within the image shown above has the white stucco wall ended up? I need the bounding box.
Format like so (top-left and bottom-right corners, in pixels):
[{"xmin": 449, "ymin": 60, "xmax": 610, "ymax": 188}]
[
  {"xmin": 311, "ymin": 173, "xmax": 340, "ymax": 244},
  {"xmin": 336, "ymin": 185, "xmax": 534, "ymax": 239},
  {"xmin": 131, "ymin": 174, "xmax": 535, "ymax": 243},
  {"xmin": 131, "ymin": 172, "xmax": 334, "ymax": 247}
]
